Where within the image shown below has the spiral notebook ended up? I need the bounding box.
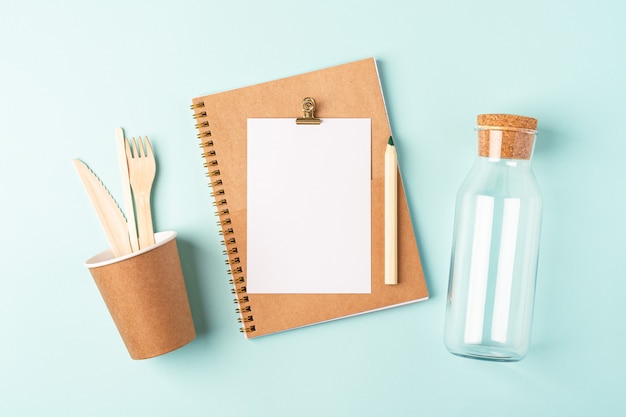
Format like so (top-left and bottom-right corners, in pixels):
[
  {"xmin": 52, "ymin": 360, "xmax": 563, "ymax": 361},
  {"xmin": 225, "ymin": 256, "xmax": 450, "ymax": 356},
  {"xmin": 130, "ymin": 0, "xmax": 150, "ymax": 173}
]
[{"xmin": 190, "ymin": 58, "xmax": 428, "ymax": 338}]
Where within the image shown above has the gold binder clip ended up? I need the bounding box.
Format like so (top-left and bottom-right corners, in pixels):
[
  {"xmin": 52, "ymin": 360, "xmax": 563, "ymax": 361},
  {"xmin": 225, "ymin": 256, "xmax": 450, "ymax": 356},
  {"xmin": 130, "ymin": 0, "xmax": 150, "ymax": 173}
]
[{"xmin": 296, "ymin": 97, "xmax": 321, "ymax": 125}]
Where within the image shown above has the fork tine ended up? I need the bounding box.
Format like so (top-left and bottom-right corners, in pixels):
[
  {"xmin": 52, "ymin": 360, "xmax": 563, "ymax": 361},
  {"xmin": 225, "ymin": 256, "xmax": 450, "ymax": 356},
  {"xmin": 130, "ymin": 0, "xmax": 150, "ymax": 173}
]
[
  {"xmin": 131, "ymin": 137, "xmax": 140, "ymax": 158},
  {"xmin": 125, "ymin": 136, "xmax": 133, "ymax": 159},
  {"xmin": 143, "ymin": 136, "xmax": 153, "ymax": 157}
]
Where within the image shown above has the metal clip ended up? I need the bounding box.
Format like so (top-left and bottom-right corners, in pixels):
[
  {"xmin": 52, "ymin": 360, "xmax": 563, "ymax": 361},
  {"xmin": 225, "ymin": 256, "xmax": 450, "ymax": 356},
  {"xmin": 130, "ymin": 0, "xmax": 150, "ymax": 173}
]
[{"xmin": 295, "ymin": 97, "xmax": 321, "ymax": 125}]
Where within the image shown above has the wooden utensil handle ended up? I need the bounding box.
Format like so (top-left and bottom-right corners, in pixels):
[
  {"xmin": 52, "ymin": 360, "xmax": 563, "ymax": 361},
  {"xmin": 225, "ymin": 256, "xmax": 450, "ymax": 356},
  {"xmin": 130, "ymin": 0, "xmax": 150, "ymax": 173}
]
[{"xmin": 135, "ymin": 192, "xmax": 155, "ymax": 249}]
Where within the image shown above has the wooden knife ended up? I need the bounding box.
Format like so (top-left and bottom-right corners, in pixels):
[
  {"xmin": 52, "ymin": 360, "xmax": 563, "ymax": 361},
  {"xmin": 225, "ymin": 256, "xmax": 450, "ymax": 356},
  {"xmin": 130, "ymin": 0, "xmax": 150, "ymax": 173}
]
[{"xmin": 73, "ymin": 159, "xmax": 132, "ymax": 257}]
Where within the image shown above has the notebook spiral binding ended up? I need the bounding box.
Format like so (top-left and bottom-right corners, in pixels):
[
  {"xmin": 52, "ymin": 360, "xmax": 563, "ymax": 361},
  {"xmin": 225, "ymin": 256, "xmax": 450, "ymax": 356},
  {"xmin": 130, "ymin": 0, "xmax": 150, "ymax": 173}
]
[{"xmin": 191, "ymin": 100, "xmax": 256, "ymax": 335}]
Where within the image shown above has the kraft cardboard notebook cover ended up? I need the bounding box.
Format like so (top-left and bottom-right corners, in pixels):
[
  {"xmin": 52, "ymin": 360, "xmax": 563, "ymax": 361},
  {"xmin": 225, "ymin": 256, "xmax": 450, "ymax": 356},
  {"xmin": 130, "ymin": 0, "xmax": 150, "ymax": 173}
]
[{"xmin": 190, "ymin": 58, "xmax": 428, "ymax": 338}]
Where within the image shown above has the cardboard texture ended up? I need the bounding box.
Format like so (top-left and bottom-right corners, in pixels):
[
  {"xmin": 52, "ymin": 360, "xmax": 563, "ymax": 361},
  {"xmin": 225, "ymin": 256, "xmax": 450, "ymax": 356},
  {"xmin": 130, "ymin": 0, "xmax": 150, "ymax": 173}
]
[
  {"xmin": 85, "ymin": 231, "xmax": 196, "ymax": 359},
  {"xmin": 191, "ymin": 58, "xmax": 429, "ymax": 338}
]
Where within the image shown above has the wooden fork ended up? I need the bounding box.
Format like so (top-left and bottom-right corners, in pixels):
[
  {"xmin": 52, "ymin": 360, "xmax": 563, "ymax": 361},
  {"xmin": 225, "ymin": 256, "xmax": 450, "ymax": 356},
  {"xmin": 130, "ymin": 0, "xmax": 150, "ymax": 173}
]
[{"xmin": 126, "ymin": 136, "xmax": 156, "ymax": 249}]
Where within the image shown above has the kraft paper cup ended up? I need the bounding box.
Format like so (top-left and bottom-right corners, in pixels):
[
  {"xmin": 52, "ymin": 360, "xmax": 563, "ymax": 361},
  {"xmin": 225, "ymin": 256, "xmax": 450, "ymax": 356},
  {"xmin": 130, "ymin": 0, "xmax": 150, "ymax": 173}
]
[{"xmin": 85, "ymin": 231, "xmax": 196, "ymax": 360}]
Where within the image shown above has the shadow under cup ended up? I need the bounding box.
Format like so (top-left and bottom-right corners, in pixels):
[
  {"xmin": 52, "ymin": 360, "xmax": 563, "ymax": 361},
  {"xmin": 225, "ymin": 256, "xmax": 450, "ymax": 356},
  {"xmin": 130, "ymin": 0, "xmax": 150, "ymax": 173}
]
[{"xmin": 85, "ymin": 231, "xmax": 196, "ymax": 359}]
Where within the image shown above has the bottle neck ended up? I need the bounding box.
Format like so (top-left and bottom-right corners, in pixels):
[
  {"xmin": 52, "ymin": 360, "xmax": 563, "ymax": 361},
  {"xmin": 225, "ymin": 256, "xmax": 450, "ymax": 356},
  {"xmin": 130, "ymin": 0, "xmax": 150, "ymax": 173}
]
[{"xmin": 475, "ymin": 156, "xmax": 533, "ymax": 168}]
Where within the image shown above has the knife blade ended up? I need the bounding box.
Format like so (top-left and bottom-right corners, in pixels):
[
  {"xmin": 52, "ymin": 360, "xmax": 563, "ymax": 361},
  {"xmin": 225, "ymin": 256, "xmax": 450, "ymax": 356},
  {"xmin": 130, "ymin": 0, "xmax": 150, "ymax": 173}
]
[{"xmin": 73, "ymin": 159, "xmax": 132, "ymax": 258}]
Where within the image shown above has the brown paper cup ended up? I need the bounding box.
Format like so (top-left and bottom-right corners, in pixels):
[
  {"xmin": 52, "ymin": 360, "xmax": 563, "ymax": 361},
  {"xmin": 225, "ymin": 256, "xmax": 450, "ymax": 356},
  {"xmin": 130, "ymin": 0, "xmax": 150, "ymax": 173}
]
[{"xmin": 85, "ymin": 231, "xmax": 196, "ymax": 359}]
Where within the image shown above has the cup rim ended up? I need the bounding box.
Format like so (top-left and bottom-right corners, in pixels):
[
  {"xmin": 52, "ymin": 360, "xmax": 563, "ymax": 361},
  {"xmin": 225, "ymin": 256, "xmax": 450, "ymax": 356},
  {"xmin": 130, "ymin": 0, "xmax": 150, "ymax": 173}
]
[{"xmin": 84, "ymin": 231, "xmax": 177, "ymax": 269}]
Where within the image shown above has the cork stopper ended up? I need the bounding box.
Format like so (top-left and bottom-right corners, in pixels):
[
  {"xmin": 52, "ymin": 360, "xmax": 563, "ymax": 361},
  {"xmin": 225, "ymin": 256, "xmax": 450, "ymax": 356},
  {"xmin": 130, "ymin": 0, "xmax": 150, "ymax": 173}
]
[{"xmin": 477, "ymin": 114, "xmax": 537, "ymax": 159}]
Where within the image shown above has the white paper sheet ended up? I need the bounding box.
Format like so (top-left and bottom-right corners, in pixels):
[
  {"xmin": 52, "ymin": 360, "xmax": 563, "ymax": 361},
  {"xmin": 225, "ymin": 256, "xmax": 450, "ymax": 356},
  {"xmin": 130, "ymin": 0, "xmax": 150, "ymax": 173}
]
[{"xmin": 247, "ymin": 118, "xmax": 371, "ymax": 294}]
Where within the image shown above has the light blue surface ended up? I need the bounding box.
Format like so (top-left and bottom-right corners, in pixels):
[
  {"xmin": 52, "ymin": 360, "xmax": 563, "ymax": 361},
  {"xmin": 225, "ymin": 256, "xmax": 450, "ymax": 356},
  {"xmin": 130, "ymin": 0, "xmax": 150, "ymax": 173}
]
[{"xmin": 1, "ymin": 1, "xmax": 625, "ymax": 416}]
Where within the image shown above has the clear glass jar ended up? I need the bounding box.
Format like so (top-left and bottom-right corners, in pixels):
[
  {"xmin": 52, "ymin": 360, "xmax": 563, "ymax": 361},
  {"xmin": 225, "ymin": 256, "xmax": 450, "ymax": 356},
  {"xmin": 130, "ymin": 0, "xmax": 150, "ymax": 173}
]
[{"xmin": 444, "ymin": 114, "xmax": 542, "ymax": 362}]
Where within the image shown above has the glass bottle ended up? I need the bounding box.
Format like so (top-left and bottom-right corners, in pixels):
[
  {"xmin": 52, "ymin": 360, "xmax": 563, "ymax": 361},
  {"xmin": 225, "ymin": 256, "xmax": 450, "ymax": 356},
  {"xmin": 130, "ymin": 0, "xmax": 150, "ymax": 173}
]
[{"xmin": 444, "ymin": 114, "xmax": 542, "ymax": 362}]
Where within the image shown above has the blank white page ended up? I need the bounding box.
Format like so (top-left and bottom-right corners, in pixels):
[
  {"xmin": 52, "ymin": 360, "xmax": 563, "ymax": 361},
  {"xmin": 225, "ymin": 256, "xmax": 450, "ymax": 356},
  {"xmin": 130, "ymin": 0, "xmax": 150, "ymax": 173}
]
[{"xmin": 247, "ymin": 118, "xmax": 371, "ymax": 294}]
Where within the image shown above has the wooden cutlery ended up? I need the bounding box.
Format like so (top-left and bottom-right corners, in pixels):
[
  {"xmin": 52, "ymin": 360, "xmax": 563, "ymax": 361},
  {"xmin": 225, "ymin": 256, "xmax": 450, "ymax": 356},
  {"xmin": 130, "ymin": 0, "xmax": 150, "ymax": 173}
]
[
  {"xmin": 116, "ymin": 128, "xmax": 139, "ymax": 252},
  {"xmin": 74, "ymin": 128, "xmax": 157, "ymax": 255},
  {"xmin": 73, "ymin": 159, "xmax": 133, "ymax": 257},
  {"xmin": 126, "ymin": 136, "xmax": 156, "ymax": 249}
]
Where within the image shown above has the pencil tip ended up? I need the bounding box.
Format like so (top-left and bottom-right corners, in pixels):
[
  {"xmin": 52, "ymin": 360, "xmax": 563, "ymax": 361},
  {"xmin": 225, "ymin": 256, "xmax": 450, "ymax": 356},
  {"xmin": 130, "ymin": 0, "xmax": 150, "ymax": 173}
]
[{"xmin": 388, "ymin": 136, "xmax": 394, "ymax": 146}]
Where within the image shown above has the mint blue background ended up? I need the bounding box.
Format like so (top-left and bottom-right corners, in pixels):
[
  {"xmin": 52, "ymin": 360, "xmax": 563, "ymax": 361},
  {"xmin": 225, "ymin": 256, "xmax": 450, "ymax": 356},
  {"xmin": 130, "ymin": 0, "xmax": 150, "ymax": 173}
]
[{"xmin": 2, "ymin": 0, "xmax": 624, "ymax": 416}]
